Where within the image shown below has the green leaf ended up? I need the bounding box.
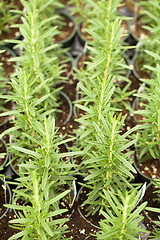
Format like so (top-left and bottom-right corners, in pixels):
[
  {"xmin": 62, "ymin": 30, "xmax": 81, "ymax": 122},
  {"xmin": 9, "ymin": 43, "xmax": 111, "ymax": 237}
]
[
  {"xmin": 12, "ymin": 146, "xmax": 42, "ymax": 158},
  {"xmin": 40, "ymin": 216, "xmax": 53, "ymax": 236},
  {"xmin": 44, "ymin": 190, "xmax": 70, "ymax": 208}
]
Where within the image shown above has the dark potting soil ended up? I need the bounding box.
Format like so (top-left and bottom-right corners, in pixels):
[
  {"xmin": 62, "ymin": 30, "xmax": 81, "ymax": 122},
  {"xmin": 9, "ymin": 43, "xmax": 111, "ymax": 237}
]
[
  {"xmin": 54, "ymin": 17, "xmax": 75, "ymax": 43},
  {"xmin": 0, "ymin": 50, "xmax": 16, "ymax": 79},
  {"xmin": 59, "ymin": 0, "xmax": 71, "ymax": 4},
  {"xmin": 135, "ymin": 153, "xmax": 160, "ymax": 180},
  {"xmin": 61, "ymin": 60, "xmax": 72, "ymax": 78},
  {"xmin": 121, "ymin": 19, "xmax": 130, "ymax": 41},
  {"xmin": 0, "ymin": 120, "xmax": 13, "ymax": 144},
  {"xmin": 76, "ymin": 54, "xmax": 92, "ymax": 71},
  {"xmin": 131, "ymin": 16, "xmax": 151, "ymax": 40},
  {"xmin": 132, "ymin": 98, "xmax": 147, "ymax": 124},
  {"xmin": 0, "ymin": 100, "xmax": 12, "ymax": 126},
  {"xmin": 0, "ymin": 209, "xmax": 19, "ymax": 240},
  {"xmin": 77, "ymin": 187, "xmax": 103, "ymax": 230},
  {"xmin": 143, "ymin": 184, "xmax": 160, "ymax": 226},
  {"xmin": 63, "ymin": 201, "xmax": 98, "ymax": 240},
  {"xmin": 0, "ymin": 19, "xmax": 22, "ymax": 43}
]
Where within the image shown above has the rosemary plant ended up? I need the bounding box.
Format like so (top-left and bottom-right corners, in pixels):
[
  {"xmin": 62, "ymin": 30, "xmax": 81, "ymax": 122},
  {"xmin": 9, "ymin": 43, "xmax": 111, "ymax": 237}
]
[
  {"xmin": 6, "ymin": 169, "xmax": 71, "ymax": 240},
  {"xmin": 73, "ymin": 9, "xmax": 141, "ymax": 215},
  {"xmin": 8, "ymin": 0, "xmax": 66, "ymax": 111},
  {"xmin": 96, "ymin": 187, "xmax": 148, "ymax": 240},
  {"xmin": 133, "ymin": 63, "xmax": 160, "ymax": 162},
  {"xmin": 10, "ymin": 116, "xmax": 78, "ymax": 195}
]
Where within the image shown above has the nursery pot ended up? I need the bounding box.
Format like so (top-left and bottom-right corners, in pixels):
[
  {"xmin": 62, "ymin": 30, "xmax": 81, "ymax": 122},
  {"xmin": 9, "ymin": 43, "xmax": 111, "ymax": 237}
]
[
  {"xmin": 76, "ymin": 186, "xmax": 101, "ymax": 230},
  {"xmin": 132, "ymin": 96, "xmax": 146, "ymax": 124},
  {"xmin": 77, "ymin": 22, "xmax": 93, "ymax": 46},
  {"xmin": 0, "ymin": 177, "xmax": 12, "ymax": 220},
  {"xmin": 133, "ymin": 150, "xmax": 158, "ymax": 183},
  {"xmin": 77, "ymin": 19, "xmax": 130, "ymax": 46},
  {"xmin": 131, "ymin": 49, "xmax": 152, "ymax": 80},
  {"xmin": 142, "ymin": 182, "xmax": 160, "ymax": 229},
  {"xmin": 57, "ymin": 90, "xmax": 73, "ymax": 126},
  {"xmin": 54, "ymin": 10, "xmax": 77, "ymax": 48},
  {"xmin": 130, "ymin": 14, "xmax": 151, "ymax": 42}
]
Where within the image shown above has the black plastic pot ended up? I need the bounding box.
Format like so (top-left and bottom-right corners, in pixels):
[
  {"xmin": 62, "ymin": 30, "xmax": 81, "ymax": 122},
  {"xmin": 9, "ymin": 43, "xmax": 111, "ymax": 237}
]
[
  {"xmin": 133, "ymin": 150, "xmax": 155, "ymax": 183},
  {"xmin": 131, "ymin": 96, "xmax": 146, "ymax": 124},
  {"xmin": 131, "ymin": 48, "xmax": 152, "ymax": 81},
  {"xmin": 76, "ymin": 186, "xmax": 101, "ymax": 230},
  {"xmin": 142, "ymin": 183, "xmax": 160, "ymax": 230},
  {"xmin": 58, "ymin": 90, "xmax": 73, "ymax": 125},
  {"xmin": 129, "ymin": 15, "xmax": 151, "ymax": 42},
  {"xmin": 55, "ymin": 10, "xmax": 77, "ymax": 48}
]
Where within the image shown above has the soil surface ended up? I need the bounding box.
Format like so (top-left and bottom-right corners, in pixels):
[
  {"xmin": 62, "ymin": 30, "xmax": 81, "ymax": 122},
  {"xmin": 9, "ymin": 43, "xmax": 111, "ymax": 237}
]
[{"xmin": 54, "ymin": 17, "xmax": 75, "ymax": 43}]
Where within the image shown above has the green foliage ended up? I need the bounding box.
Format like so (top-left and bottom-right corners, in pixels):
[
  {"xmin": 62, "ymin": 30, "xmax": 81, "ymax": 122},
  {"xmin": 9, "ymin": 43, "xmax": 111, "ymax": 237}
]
[
  {"xmin": 9, "ymin": 116, "xmax": 78, "ymax": 195},
  {"xmin": 96, "ymin": 187, "xmax": 148, "ymax": 240},
  {"xmin": 72, "ymin": 0, "xmax": 140, "ymax": 217},
  {"xmin": 7, "ymin": 0, "xmax": 67, "ymax": 111},
  {"xmin": 137, "ymin": 0, "xmax": 160, "ymax": 68},
  {"xmin": 6, "ymin": 169, "xmax": 70, "ymax": 240},
  {"xmin": 79, "ymin": 113, "xmax": 141, "ymax": 215},
  {"xmin": 0, "ymin": 1, "xmax": 76, "ymax": 238},
  {"xmin": 69, "ymin": 0, "xmax": 123, "ymax": 25},
  {"xmin": 133, "ymin": 64, "xmax": 160, "ymax": 161}
]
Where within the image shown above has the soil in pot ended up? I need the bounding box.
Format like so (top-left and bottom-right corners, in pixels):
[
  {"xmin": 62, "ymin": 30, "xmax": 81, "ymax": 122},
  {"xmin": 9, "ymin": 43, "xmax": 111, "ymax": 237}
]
[
  {"xmin": 131, "ymin": 15, "xmax": 151, "ymax": 41},
  {"xmin": 77, "ymin": 187, "xmax": 103, "ymax": 229},
  {"xmin": 0, "ymin": 48, "xmax": 16, "ymax": 79},
  {"xmin": 79, "ymin": 23, "xmax": 94, "ymax": 42},
  {"xmin": 56, "ymin": 91, "xmax": 72, "ymax": 127},
  {"xmin": 134, "ymin": 151, "xmax": 160, "ymax": 180},
  {"xmin": 114, "ymin": 101, "xmax": 136, "ymax": 134},
  {"xmin": 0, "ymin": 209, "xmax": 19, "ymax": 240},
  {"xmin": 62, "ymin": 201, "xmax": 98, "ymax": 240},
  {"xmin": 54, "ymin": 14, "xmax": 75, "ymax": 45},
  {"xmin": 132, "ymin": 97, "xmax": 147, "ymax": 124},
  {"xmin": 141, "ymin": 183, "xmax": 160, "ymax": 236},
  {"xmin": 79, "ymin": 19, "xmax": 129, "ymax": 43}
]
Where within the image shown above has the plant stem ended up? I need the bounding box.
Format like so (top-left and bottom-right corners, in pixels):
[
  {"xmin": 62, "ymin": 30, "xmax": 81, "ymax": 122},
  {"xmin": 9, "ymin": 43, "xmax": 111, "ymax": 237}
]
[
  {"xmin": 98, "ymin": 25, "xmax": 114, "ymax": 123},
  {"xmin": 119, "ymin": 195, "xmax": 129, "ymax": 240},
  {"xmin": 105, "ymin": 117, "xmax": 116, "ymax": 181},
  {"xmin": 32, "ymin": 172, "xmax": 41, "ymax": 239},
  {"xmin": 24, "ymin": 73, "xmax": 33, "ymax": 127},
  {"xmin": 31, "ymin": 13, "xmax": 38, "ymax": 78}
]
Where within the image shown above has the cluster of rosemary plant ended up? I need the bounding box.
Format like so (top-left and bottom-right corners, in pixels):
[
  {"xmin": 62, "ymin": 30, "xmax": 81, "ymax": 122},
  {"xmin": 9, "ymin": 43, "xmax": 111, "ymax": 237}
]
[
  {"xmin": 0, "ymin": 0, "xmax": 78, "ymax": 239},
  {"xmin": 70, "ymin": 0, "xmax": 146, "ymax": 238},
  {"xmin": 133, "ymin": 1, "xmax": 160, "ymax": 162}
]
